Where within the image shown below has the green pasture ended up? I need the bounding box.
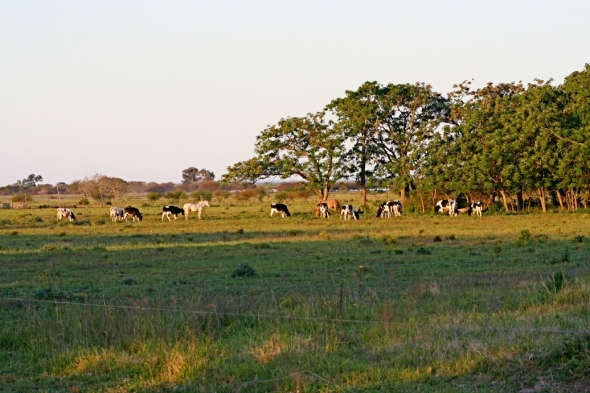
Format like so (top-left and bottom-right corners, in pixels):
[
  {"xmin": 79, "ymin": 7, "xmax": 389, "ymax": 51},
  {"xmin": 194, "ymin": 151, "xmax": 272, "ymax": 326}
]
[{"xmin": 1, "ymin": 197, "xmax": 590, "ymax": 392}]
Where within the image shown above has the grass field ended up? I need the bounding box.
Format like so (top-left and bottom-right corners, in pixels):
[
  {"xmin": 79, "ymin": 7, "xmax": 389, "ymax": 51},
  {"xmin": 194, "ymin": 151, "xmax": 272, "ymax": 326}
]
[{"xmin": 1, "ymin": 195, "xmax": 590, "ymax": 392}]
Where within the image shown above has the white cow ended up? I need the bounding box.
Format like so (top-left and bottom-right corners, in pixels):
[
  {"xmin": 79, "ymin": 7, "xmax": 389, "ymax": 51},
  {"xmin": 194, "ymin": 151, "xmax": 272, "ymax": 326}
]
[
  {"xmin": 183, "ymin": 201, "xmax": 210, "ymax": 220},
  {"xmin": 57, "ymin": 208, "xmax": 76, "ymax": 221},
  {"xmin": 110, "ymin": 207, "xmax": 124, "ymax": 221}
]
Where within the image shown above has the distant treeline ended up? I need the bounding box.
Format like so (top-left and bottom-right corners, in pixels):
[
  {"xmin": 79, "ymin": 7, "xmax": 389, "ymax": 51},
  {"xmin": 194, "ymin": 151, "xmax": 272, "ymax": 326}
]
[{"xmin": 223, "ymin": 64, "xmax": 590, "ymax": 212}]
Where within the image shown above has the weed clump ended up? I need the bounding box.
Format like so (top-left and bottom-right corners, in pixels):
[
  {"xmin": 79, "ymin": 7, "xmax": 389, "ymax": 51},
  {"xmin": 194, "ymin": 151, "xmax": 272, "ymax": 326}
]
[
  {"xmin": 539, "ymin": 334, "xmax": 590, "ymax": 378},
  {"xmin": 381, "ymin": 235, "xmax": 397, "ymax": 246},
  {"xmin": 433, "ymin": 235, "xmax": 442, "ymax": 242},
  {"xmin": 122, "ymin": 277, "xmax": 137, "ymax": 285},
  {"xmin": 516, "ymin": 229, "xmax": 532, "ymax": 247},
  {"xmin": 236, "ymin": 228, "xmax": 244, "ymax": 235},
  {"xmin": 415, "ymin": 246, "xmax": 432, "ymax": 255},
  {"xmin": 0, "ymin": 219, "xmax": 12, "ymax": 226},
  {"xmin": 542, "ymin": 271, "xmax": 569, "ymax": 294},
  {"xmin": 29, "ymin": 216, "xmax": 43, "ymax": 223},
  {"xmin": 95, "ymin": 220, "xmax": 106, "ymax": 226},
  {"xmin": 550, "ymin": 248, "xmax": 571, "ymax": 265},
  {"xmin": 72, "ymin": 220, "xmax": 92, "ymax": 226},
  {"xmin": 492, "ymin": 242, "xmax": 502, "ymax": 255},
  {"xmin": 231, "ymin": 263, "xmax": 257, "ymax": 278},
  {"xmin": 39, "ymin": 243, "xmax": 70, "ymax": 252},
  {"xmin": 573, "ymin": 235, "xmax": 586, "ymax": 243},
  {"xmin": 34, "ymin": 288, "xmax": 72, "ymax": 300},
  {"xmin": 536, "ymin": 234, "xmax": 549, "ymax": 243}
]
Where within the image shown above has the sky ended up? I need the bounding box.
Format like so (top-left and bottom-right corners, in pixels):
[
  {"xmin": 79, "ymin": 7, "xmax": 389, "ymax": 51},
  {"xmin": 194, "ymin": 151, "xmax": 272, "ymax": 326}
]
[{"xmin": 1, "ymin": 0, "xmax": 589, "ymax": 185}]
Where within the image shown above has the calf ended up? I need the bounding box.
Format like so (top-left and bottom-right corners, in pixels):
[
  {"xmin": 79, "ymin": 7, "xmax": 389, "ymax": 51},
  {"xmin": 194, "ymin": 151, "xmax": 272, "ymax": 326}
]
[
  {"xmin": 123, "ymin": 206, "xmax": 143, "ymax": 221},
  {"xmin": 434, "ymin": 199, "xmax": 458, "ymax": 216},
  {"xmin": 340, "ymin": 204, "xmax": 361, "ymax": 221},
  {"xmin": 110, "ymin": 207, "xmax": 124, "ymax": 221},
  {"xmin": 162, "ymin": 205, "xmax": 184, "ymax": 221},
  {"xmin": 56, "ymin": 208, "xmax": 76, "ymax": 221},
  {"xmin": 270, "ymin": 203, "xmax": 291, "ymax": 218},
  {"xmin": 470, "ymin": 201, "xmax": 483, "ymax": 217},
  {"xmin": 318, "ymin": 202, "xmax": 329, "ymax": 218}
]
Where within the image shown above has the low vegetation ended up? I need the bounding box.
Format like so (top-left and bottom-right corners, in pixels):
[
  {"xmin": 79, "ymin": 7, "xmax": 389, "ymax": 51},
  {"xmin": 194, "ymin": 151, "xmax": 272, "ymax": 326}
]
[{"xmin": 1, "ymin": 194, "xmax": 590, "ymax": 392}]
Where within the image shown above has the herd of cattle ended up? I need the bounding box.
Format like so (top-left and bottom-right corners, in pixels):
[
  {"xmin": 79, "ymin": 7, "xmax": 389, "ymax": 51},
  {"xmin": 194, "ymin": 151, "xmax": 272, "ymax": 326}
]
[
  {"xmin": 54, "ymin": 198, "xmax": 484, "ymax": 223},
  {"xmin": 55, "ymin": 201, "xmax": 211, "ymax": 222},
  {"xmin": 271, "ymin": 198, "xmax": 484, "ymax": 220}
]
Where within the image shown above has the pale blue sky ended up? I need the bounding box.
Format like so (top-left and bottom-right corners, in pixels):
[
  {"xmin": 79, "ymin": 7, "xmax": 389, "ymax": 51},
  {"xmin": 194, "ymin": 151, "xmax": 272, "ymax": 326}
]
[{"xmin": 1, "ymin": 1, "xmax": 589, "ymax": 185}]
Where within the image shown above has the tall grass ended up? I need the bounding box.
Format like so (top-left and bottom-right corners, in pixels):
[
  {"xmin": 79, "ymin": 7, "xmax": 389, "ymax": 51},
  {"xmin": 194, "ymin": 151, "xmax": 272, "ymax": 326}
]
[{"xmin": 1, "ymin": 196, "xmax": 590, "ymax": 391}]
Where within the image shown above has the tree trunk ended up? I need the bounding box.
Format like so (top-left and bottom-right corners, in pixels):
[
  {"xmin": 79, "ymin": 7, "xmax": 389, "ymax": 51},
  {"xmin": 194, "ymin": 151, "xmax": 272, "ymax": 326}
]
[
  {"xmin": 556, "ymin": 190, "xmax": 565, "ymax": 210},
  {"xmin": 516, "ymin": 190, "xmax": 524, "ymax": 211},
  {"xmin": 538, "ymin": 187, "xmax": 547, "ymax": 213},
  {"xmin": 486, "ymin": 192, "xmax": 495, "ymax": 209},
  {"xmin": 419, "ymin": 192, "xmax": 425, "ymax": 213},
  {"xmin": 322, "ymin": 186, "xmax": 330, "ymax": 201},
  {"xmin": 360, "ymin": 187, "xmax": 367, "ymax": 207},
  {"xmin": 499, "ymin": 189, "xmax": 510, "ymax": 212},
  {"xmin": 400, "ymin": 188, "xmax": 407, "ymax": 207}
]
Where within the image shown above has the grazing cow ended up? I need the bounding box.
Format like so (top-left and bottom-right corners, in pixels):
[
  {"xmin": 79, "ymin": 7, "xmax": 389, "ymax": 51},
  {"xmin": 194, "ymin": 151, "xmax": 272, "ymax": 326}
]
[
  {"xmin": 183, "ymin": 201, "xmax": 210, "ymax": 220},
  {"xmin": 162, "ymin": 205, "xmax": 184, "ymax": 221},
  {"xmin": 270, "ymin": 203, "xmax": 291, "ymax": 218},
  {"xmin": 434, "ymin": 199, "xmax": 458, "ymax": 216},
  {"xmin": 376, "ymin": 200, "xmax": 402, "ymax": 218},
  {"xmin": 314, "ymin": 199, "xmax": 340, "ymax": 216},
  {"xmin": 123, "ymin": 206, "xmax": 143, "ymax": 221},
  {"xmin": 318, "ymin": 202, "xmax": 329, "ymax": 218},
  {"xmin": 110, "ymin": 207, "xmax": 124, "ymax": 221},
  {"xmin": 340, "ymin": 204, "xmax": 361, "ymax": 221},
  {"xmin": 56, "ymin": 208, "xmax": 76, "ymax": 221},
  {"xmin": 470, "ymin": 201, "xmax": 483, "ymax": 217}
]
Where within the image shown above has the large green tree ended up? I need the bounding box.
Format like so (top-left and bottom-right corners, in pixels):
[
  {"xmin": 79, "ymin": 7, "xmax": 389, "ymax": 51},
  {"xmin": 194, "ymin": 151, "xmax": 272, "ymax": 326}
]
[
  {"xmin": 370, "ymin": 83, "xmax": 450, "ymax": 204},
  {"xmin": 222, "ymin": 112, "xmax": 348, "ymax": 200},
  {"xmin": 327, "ymin": 81, "xmax": 385, "ymax": 206},
  {"xmin": 423, "ymin": 81, "xmax": 527, "ymax": 210}
]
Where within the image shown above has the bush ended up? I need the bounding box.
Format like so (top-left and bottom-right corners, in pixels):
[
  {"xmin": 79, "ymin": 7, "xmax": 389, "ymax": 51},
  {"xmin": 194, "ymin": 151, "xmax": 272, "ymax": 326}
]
[
  {"xmin": 78, "ymin": 198, "xmax": 90, "ymax": 206},
  {"xmin": 147, "ymin": 192, "xmax": 162, "ymax": 205},
  {"xmin": 415, "ymin": 246, "xmax": 432, "ymax": 255},
  {"xmin": 191, "ymin": 190, "xmax": 213, "ymax": 202},
  {"xmin": 231, "ymin": 263, "xmax": 257, "ymax": 278},
  {"xmin": 11, "ymin": 193, "xmax": 33, "ymax": 203}
]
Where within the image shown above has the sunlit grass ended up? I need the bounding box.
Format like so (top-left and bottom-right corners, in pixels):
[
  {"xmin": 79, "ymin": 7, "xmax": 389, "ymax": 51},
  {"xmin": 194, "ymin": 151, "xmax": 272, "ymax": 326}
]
[{"xmin": 1, "ymin": 195, "xmax": 590, "ymax": 391}]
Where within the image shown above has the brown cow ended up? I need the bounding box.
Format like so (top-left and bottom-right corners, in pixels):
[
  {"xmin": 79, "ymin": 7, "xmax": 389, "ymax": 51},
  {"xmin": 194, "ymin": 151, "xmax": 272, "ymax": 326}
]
[{"xmin": 315, "ymin": 199, "xmax": 340, "ymax": 216}]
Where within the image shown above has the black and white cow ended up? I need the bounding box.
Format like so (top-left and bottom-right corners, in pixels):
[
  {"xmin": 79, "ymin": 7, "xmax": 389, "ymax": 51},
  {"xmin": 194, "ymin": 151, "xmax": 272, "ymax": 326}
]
[
  {"xmin": 162, "ymin": 205, "xmax": 184, "ymax": 221},
  {"xmin": 470, "ymin": 201, "xmax": 483, "ymax": 217},
  {"xmin": 110, "ymin": 207, "xmax": 124, "ymax": 221},
  {"xmin": 340, "ymin": 204, "xmax": 362, "ymax": 221},
  {"xmin": 318, "ymin": 202, "xmax": 329, "ymax": 218},
  {"xmin": 270, "ymin": 203, "xmax": 291, "ymax": 218},
  {"xmin": 376, "ymin": 200, "xmax": 402, "ymax": 218},
  {"xmin": 434, "ymin": 199, "xmax": 458, "ymax": 216},
  {"xmin": 123, "ymin": 206, "xmax": 143, "ymax": 221},
  {"xmin": 57, "ymin": 208, "xmax": 76, "ymax": 221}
]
